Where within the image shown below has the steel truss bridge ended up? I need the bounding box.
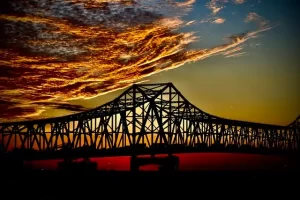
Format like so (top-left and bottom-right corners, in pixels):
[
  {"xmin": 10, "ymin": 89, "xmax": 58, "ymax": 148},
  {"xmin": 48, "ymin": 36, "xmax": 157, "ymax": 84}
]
[{"xmin": 0, "ymin": 83, "xmax": 299, "ymax": 160}]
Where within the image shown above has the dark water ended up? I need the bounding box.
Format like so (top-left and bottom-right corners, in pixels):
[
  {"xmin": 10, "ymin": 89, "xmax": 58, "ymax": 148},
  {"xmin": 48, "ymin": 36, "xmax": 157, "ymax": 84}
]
[{"xmin": 24, "ymin": 152, "xmax": 298, "ymax": 171}]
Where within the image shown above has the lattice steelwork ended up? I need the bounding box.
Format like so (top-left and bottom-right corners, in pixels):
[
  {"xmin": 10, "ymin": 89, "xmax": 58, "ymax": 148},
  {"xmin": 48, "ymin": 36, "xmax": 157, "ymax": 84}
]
[{"xmin": 0, "ymin": 83, "xmax": 299, "ymax": 154}]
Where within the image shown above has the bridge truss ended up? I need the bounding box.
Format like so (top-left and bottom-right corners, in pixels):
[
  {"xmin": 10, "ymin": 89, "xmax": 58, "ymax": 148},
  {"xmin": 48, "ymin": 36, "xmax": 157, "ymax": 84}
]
[{"xmin": 0, "ymin": 83, "xmax": 299, "ymax": 155}]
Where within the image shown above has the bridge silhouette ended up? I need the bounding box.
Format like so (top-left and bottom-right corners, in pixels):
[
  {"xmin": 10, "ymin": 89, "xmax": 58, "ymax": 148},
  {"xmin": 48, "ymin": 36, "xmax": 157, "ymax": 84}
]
[{"xmin": 0, "ymin": 83, "xmax": 299, "ymax": 171}]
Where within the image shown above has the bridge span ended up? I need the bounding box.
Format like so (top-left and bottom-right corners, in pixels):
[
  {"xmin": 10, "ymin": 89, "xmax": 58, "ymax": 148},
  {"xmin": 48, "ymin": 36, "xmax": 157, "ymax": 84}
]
[{"xmin": 1, "ymin": 83, "xmax": 299, "ymax": 163}]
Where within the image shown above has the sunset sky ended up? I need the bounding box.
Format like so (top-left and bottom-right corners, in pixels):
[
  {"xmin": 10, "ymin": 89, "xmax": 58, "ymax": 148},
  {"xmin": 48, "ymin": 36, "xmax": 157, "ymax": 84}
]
[{"xmin": 0, "ymin": 0, "xmax": 299, "ymax": 126}]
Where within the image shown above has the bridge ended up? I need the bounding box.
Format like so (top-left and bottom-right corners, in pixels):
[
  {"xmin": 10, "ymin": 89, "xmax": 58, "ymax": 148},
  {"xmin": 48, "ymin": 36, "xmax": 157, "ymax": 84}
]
[{"xmin": 0, "ymin": 83, "xmax": 299, "ymax": 169}]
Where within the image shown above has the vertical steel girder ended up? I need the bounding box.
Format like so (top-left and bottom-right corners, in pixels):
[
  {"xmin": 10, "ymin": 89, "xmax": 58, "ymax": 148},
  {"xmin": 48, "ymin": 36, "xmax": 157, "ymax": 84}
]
[{"xmin": 0, "ymin": 83, "xmax": 299, "ymax": 153}]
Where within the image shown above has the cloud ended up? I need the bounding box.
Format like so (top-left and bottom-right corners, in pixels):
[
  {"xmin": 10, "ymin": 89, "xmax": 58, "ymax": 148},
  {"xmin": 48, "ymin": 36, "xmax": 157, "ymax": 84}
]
[
  {"xmin": 200, "ymin": 18, "xmax": 210, "ymax": 23},
  {"xmin": 233, "ymin": 0, "xmax": 246, "ymax": 4},
  {"xmin": 0, "ymin": 100, "xmax": 46, "ymax": 121},
  {"xmin": 186, "ymin": 20, "xmax": 196, "ymax": 26},
  {"xmin": 176, "ymin": 0, "xmax": 196, "ymax": 7},
  {"xmin": 212, "ymin": 17, "xmax": 226, "ymax": 24},
  {"xmin": 200, "ymin": 17, "xmax": 225, "ymax": 24},
  {"xmin": 0, "ymin": 0, "xmax": 274, "ymax": 122},
  {"xmin": 250, "ymin": 43, "xmax": 261, "ymax": 48},
  {"xmin": 222, "ymin": 46, "xmax": 243, "ymax": 55},
  {"xmin": 245, "ymin": 12, "xmax": 270, "ymax": 28},
  {"xmin": 225, "ymin": 52, "xmax": 247, "ymax": 58},
  {"xmin": 205, "ymin": 0, "xmax": 246, "ymax": 16},
  {"xmin": 35, "ymin": 102, "xmax": 88, "ymax": 112},
  {"xmin": 206, "ymin": 0, "xmax": 227, "ymax": 15}
]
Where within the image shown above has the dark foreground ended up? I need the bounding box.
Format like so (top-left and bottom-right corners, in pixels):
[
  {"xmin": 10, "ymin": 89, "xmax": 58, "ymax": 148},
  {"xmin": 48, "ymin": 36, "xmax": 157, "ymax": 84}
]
[
  {"xmin": 2, "ymin": 169, "xmax": 300, "ymax": 199},
  {"xmin": 1, "ymin": 152, "xmax": 299, "ymax": 199}
]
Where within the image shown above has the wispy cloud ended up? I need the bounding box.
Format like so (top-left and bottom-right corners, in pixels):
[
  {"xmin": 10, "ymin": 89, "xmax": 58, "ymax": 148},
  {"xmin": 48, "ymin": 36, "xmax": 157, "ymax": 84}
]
[
  {"xmin": 206, "ymin": 0, "xmax": 227, "ymax": 15},
  {"xmin": 186, "ymin": 20, "xmax": 197, "ymax": 26},
  {"xmin": 245, "ymin": 12, "xmax": 270, "ymax": 28},
  {"xmin": 200, "ymin": 17, "xmax": 226, "ymax": 24},
  {"xmin": 233, "ymin": 0, "xmax": 246, "ymax": 4},
  {"xmin": 225, "ymin": 52, "xmax": 247, "ymax": 58},
  {"xmin": 222, "ymin": 46, "xmax": 243, "ymax": 55},
  {"xmin": 0, "ymin": 0, "xmax": 274, "ymax": 121},
  {"xmin": 250, "ymin": 42, "xmax": 261, "ymax": 47},
  {"xmin": 212, "ymin": 17, "xmax": 226, "ymax": 24},
  {"xmin": 176, "ymin": 0, "xmax": 196, "ymax": 7}
]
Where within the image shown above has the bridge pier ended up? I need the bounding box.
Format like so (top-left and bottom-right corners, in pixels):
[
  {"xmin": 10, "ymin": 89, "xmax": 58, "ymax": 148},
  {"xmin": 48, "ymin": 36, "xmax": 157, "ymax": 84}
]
[
  {"xmin": 130, "ymin": 154, "xmax": 180, "ymax": 172},
  {"xmin": 130, "ymin": 155, "xmax": 139, "ymax": 172}
]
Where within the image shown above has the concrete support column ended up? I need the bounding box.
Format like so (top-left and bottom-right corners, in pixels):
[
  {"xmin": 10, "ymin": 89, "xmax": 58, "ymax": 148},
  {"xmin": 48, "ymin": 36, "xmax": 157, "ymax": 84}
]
[{"xmin": 130, "ymin": 155, "xmax": 139, "ymax": 172}]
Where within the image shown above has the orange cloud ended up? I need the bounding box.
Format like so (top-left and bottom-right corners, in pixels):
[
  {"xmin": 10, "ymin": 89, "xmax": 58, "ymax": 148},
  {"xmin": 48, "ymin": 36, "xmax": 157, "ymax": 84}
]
[
  {"xmin": 206, "ymin": 0, "xmax": 226, "ymax": 15},
  {"xmin": 212, "ymin": 17, "xmax": 226, "ymax": 24},
  {"xmin": 222, "ymin": 46, "xmax": 243, "ymax": 55},
  {"xmin": 233, "ymin": 0, "xmax": 246, "ymax": 4},
  {"xmin": 0, "ymin": 0, "xmax": 274, "ymax": 122}
]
